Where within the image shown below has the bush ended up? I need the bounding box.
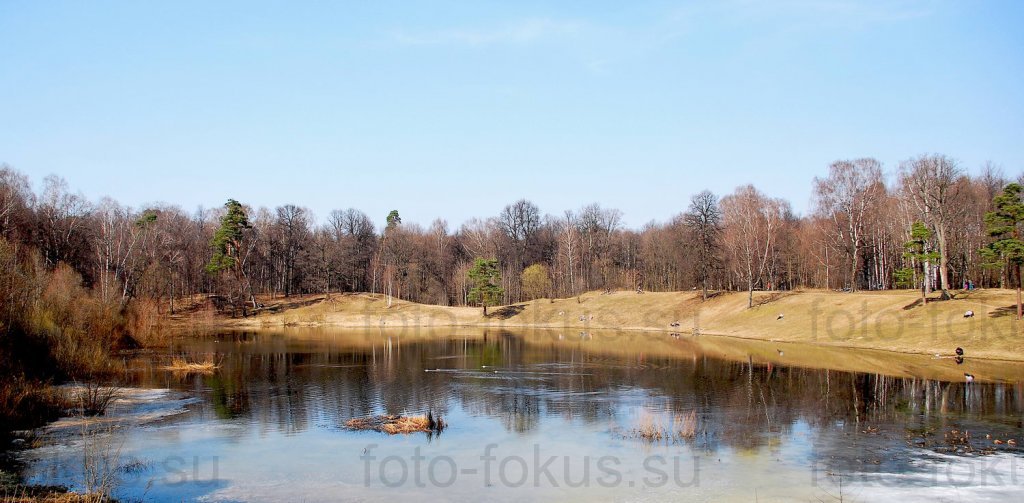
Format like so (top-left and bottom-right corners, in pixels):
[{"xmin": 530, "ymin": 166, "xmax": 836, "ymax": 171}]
[{"xmin": 1, "ymin": 238, "xmax": 135, "ymax": 435}]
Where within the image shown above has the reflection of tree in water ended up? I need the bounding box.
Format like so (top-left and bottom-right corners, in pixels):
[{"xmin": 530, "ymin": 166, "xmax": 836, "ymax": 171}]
[
  {"xmin": 205, "ymin": 374, "xmax": 249, "ymax": 420},
  {"xmin": 137, "ymin": 332, "xmax": 1024, "ymax": 451}
]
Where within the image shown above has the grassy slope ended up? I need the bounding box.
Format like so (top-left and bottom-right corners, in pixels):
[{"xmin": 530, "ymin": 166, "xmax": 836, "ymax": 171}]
[{"xmin": 197, "ymin": 288, "xmax": 1024, "ymax": 361}]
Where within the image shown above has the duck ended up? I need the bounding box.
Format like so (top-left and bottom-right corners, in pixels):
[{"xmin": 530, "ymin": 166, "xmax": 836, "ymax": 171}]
[
  {"xmin": 955, "ymin": 347, "xmax": 964, "ymax": 356},
  {"xmin": 964, "ymin": 373, "xmax": 975, "ymax": 383},
  {"xmin": 777, "ymin": 314, "xmax": 784, "ymax": 320},
  {"xmin": 964, "ymin": 310, "xmax": 975, "ymax": 318},
  {"xmin": 776, "ymin": 349, "xmax": 784, "ymax": 356}
]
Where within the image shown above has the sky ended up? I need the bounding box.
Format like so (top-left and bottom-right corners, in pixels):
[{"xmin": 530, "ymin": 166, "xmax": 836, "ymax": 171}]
[{"xmin": 1, "ymin": 0, "xmax": 1022, "ymax": 230}]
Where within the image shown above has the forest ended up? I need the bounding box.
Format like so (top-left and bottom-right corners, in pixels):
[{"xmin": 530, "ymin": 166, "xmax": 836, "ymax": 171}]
[{"xmin": 2, "ymin": 154, "xmax": 1022, "ymax": 320}]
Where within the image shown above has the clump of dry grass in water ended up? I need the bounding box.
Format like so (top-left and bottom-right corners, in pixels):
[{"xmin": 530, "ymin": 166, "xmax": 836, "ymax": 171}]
[
  {"xmin": 633, "ymin": 414, "xmax": 665, "ymax": 442},
  {"xmin": 345, "ymin": 412, "xmax": 446, "ymax": 435},
  {"xmin": 163, "ymin": 356, "xmax": 219, "ymax": 374},
  {"xmin": 674, "ymin": 410, "xmax": 698, "ymax": 440},
  {"xmin": 69, "ymin": 383, "xmax": 121, "ymax": 417},
  {"xmin": 619, "ymin": 411, "xmax": 699, "ymax": 443}
]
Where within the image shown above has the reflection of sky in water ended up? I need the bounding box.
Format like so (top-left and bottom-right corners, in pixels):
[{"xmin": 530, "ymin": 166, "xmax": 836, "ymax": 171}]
[{"xmin": 18, "ymin": 329, "xmax": 1024, "ymax": 501}]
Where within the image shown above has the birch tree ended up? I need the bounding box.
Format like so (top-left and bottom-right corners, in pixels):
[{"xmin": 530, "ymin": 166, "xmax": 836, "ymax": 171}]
[
  {"xmin": 721, "ymin": 185, "xmax": 785, "ymax": 308},
  {"xmin": 899, "ymin": 154, "xmax": 963, "ymax": 300},
  {"xmin": 813, "ymin": 158, "xmax": 884, "ymax": 292}
]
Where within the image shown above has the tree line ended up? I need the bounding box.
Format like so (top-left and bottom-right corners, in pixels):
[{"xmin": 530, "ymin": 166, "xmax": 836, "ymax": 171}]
[{"xmin": 2, "ymin": 153, "xmax": 1022, "ymax": 316}]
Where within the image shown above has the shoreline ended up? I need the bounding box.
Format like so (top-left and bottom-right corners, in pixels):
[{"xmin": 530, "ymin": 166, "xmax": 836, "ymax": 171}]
[
  {"xmin": 174, "ymin": 323, "xmax": 1024, "ymax": 384},
  {"xmin": 204, "ymin": 320, "xmax": 1024, "ymax": 364},
  {"xmin": 173, "ymin": 289, "xmax": 1024, "ymax": 363}
]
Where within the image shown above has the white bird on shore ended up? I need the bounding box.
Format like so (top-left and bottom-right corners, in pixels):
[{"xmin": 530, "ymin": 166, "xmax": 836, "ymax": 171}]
[
  {"xmin": 964, "ymin": 310, "xmax": 975, "ymax": 318},
  {"xmin": 777, "ymin": 314, "xmax": 784, "ymax": 320},
  {"xmin": 964, "ymin": 373, "xmax": 975, "ymax": 383}
]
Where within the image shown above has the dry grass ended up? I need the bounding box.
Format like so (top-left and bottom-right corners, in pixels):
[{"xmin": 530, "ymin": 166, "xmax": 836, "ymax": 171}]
[
  {"xmin": 211, "ymin": 289, "xmax": 1024, "ymax": 361},
  {"xmin": 1, "ymin": 469, "xmax": 107, "ymax": 503},
  {"xmin": 162, "ymin": 356, "xmax": 219, "ymax": 374},
  {"xmin": 345, "ymin": 413, "xmax": 446, "ymax": 434},
  {"xmin": 620, "ymin": 411, "xmax": 700, "ymax": 443},
  {"xmin": 0, "ymin": 492, "xmax": 108, "ymax": 502},
  {"xmin": 633, "ymin": 414, "xmax": 666, "ymax": 442},
  {"xmin": 68, "ymin": 383, "xmax": 121, "ymax": 417},
  {"xmin": 674, "ymin": 410, "xmax": 698, "ymax": 440},
  {"xmin": 0, "ymin": 378, "xmax": 65, "ymax": 431}
]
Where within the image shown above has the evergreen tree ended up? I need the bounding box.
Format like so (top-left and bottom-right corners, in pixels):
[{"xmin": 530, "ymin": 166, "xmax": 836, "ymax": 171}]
[
  {"xmin": 982, "ymin": 183, "xmax": 1024, "ymax": 319},
  {"xmin": 902, "ymin": 221, "xmax": 939, "ymax": 306},
  {"xmin": 386, "ymin": 210, "xmax": 401, "ymax": 230},
  {"xmin": 468, "ymin": 258, "xmax": 503, "ymax": 315},
  {"xmin": 207, "ymin": 199, "xmax": 256, "ymax": 315}
]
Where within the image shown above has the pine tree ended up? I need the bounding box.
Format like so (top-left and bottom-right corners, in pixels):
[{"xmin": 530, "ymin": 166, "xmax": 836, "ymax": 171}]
[
  {"xmin": 207, "ymin": 199, "xmax": 255, "ymax": 315},
  {"xmin": 902, "ymin": 221, "xmax": 939, "ymax": 306},
  {"xmin": 467, "ymin": 258, "xmax": 503, "ymax": 315},
  {"xmin": 982, "ymin": 183, "xmax": 1024, "ymax": 319}
]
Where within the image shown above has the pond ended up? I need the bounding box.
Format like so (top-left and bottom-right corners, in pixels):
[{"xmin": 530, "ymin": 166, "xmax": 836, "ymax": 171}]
[{"xmin": 16, "ymin": 328, "xmax": 1024, "ymax": 502}]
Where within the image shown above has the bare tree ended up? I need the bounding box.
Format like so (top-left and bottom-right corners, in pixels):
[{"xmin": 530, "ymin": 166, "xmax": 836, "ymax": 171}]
[
  {"xmin": 899, "ymin": 154, "xmax": 963, "ymax": 300},
  {"xmin": 577, "ymin": 203, "xmax": 622, "ymax": 290},
  {"xmin": 428, "ymin": 218, "xmax": 452, "ymax": 304},
  {"xmin": 328, "ymin": 208, "xmax": 376, "ymax": 292},
  {"xmin": 457, "ymin": 217, "xmax": 499, "ymax": 259},
  {"xmin": 498, "ymin": 199, "xmax": 541, "ymax": 247},
  {"xmin": 36, "ymin": 175, "xmax": 93, "ymax": 280},
  {"xmin": 274, "ymin": 204, "xmax": 311, "ymax": 297},
  {"xmin": 813, "ymin": 158, "xmax": 884, "ymax": 292},
  {"xmin": 0, "ymin": 165, "xmax": 33, "ymax": 240},
  {"xmin": 498, "ymin": 199, "xmax": 542, "ymax": 302},
  {"xmin": 684, "ymin": 190, "xmax": 722, "ymax": 300},
  {"xmin": 94, "ymin": 198, "xmax": 156, "ymax": 306},
  {"xmin": 556, "ymin": 210, "xmax": 580, "ymax": 297},
  {"xmin": 721, "ymin": 185, "xmax": 785, "ymax": 308}
]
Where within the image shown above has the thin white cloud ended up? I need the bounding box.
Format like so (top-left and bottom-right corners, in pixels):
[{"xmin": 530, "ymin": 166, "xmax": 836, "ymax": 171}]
[
  {"xmin": 722, "ymin": 0, "xmax": 934, "ymax": 27},
  {"xmin": 389, "ymin": 18, "xmax": 586, "ymax": 47}
]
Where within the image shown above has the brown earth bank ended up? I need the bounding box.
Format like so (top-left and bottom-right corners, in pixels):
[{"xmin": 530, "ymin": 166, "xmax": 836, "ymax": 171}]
[{"xmin": 171, "ymin": 288, "xmax": 1024, "ymax": 362}]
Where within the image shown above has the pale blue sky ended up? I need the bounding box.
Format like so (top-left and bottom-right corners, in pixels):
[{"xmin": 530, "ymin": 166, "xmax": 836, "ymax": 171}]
[{"xmin": 1, "ymin": 1, "xmax": 1021, "ymax": 229}]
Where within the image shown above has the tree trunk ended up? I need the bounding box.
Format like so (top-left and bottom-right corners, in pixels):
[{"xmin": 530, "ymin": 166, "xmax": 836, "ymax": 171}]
[
  {"xmin": 921, "ymin": 261, "xmax": 927, "ymax": 307},
  {"xmin": 1017, "ymin": 287, "xmax": 1021, "ymax": 321},
  {"xmin": 924, "ymin": 258, "xmax": 931, "ymax": 296},
  {"xmin": 937, "ymin": 227, "xmax": 951, "ymax": 300},
  {"xmin": 849, "ymin": 225, "xmax": 858, "ymax": 292},
  {"xmin": 824, "ymin": 245, "xmax": 829, "ymax": 290},
  {"xmin": 747, "ymin": 278, "xmax": 754, "ymax": 309},
  {"xmin": 1018, "ymin": 264, "xmax": 1022, "ymax": 321},
  {"xmin": 850, "ymin": 254, "xmax": 858, "ymax": 293}
]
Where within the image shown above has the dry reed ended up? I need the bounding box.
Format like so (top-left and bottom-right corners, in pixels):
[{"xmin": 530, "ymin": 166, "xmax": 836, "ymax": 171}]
[
  {"xmin": 345, "ymin": 413, "xmax": 446, "ymax": 434},
  {"xmin": 162, "ymin": 357, "xmax": 219, "ymax": 374}
]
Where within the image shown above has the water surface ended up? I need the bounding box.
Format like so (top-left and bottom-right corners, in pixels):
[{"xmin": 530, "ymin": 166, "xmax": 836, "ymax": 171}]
[{"xmin": 20, "ymin": 328, "xmax": 1024, "ymax": 501}]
